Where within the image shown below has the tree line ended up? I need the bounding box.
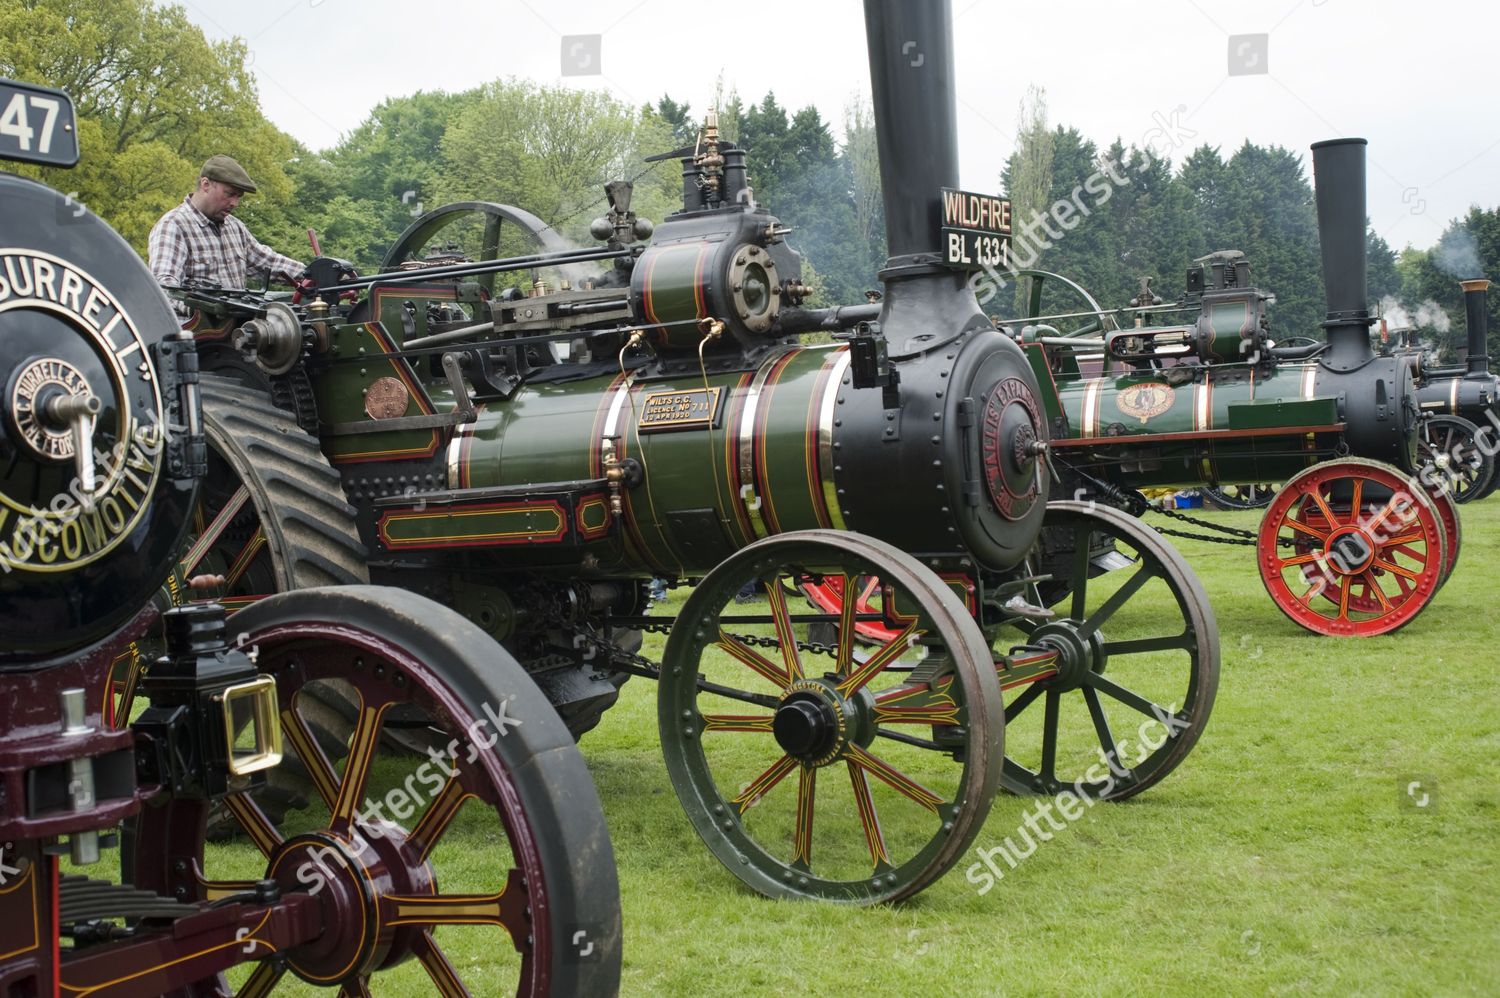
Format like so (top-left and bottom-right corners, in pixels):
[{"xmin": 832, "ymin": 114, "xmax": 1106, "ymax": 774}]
[{"xmin": 2, "ymin": 1, "xmax": 1494, "ymax": 361}]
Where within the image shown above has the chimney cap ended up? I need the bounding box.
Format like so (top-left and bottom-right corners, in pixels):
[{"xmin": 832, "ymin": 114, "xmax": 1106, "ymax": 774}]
[{"xmin": 1460, "ymin": 279, "xmax": 1491, "ymax": 293}]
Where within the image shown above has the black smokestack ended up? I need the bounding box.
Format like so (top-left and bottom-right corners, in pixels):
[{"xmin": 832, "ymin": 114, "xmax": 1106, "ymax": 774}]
[
  {"xmin": 1462, "ymin": 278, "xmax": 1490, "ymax": 376},
  {"xmin": 863, "ymin": 0, "xmax": 958, "ymax": 265},
  {"xmin": 1311, "ymin": 138, "xmax": 1373, "ymax": 371},
  {"xmin": 861, "ymin": 0, "xmax": 988, "ymax": 359}
]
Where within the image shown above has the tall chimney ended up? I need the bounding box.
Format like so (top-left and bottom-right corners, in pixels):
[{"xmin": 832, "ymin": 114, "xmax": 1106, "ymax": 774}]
[
  {"xmin": 1310, "ymin": 138, "xmax": 1373, "ymax": 372},
  {"xmin": 862, "ymin": 0, "xmax": 989, "ymax": 358},
  {"xmin": 1462, "ymin": 278, "xmax": 1490, "ymax": 376}
]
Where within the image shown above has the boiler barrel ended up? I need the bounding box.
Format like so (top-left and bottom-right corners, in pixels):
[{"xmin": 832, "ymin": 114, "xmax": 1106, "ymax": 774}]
[{"xmin": 424, "ymin": 332, "xmax": 1044, "ymax": 577}]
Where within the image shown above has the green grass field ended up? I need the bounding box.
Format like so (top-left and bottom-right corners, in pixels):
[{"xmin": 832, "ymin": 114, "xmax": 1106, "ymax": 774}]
[
  {"xmin": 210, "ymin": 503, "xmax": 1499, "ymax": 996},
  {"xmin": 589, "ymin": 505, "xmax": 1499, "ymax": 996}
]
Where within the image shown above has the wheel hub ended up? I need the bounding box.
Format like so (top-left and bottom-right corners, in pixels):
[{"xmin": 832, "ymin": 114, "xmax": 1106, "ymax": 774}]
[
  {"xmin": 775, "ymin": 679, "xmax": 859, "ymax": 766},
  {"xmin": 268, "ymin": 820, "xmax": 433, "ymax": 985},
  {"xmin": 1324, "ymin": 525, "xmax": 1376, "ymax": 575},
  {"xmin": 1028, "ymin": 619, "xmax": 1105, "ymax": 691}
]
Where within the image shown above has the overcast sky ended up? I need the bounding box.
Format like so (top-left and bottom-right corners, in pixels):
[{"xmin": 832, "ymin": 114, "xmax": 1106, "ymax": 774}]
[{"xmin": 178, "ymin": 0, "xmax": 1498, "ymax": 252}]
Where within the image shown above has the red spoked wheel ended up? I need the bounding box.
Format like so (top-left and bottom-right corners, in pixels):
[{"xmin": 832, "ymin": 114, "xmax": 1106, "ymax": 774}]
[
  {"xmin": 1293, "ymin": 480, "xmax": 1459, "ymax": 615},
  {"xmin": 124, "ymin": 587, "xmax": 621, "ymax": 997},
  {"xmin": 1259, "ymin": 459, "xmax": 1447, "ymax": 636}
]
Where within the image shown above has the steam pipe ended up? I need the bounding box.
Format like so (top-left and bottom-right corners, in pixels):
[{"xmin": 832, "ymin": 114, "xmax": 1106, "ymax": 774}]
[
  {"xmin": 1462, "ymin": 278, "xmax": 1490, "ymax": 376},
  {"xmin": 1310, "ymin": 138, "xmax": 1374, "ymax": 371}
]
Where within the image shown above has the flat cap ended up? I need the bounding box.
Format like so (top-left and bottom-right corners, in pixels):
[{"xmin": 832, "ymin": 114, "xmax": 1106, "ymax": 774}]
[{"xmin": 200, "ymin": 154, "xmax": 258, "ymax": 194}]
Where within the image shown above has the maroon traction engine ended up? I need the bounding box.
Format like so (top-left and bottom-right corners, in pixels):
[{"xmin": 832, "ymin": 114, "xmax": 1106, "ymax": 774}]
[{"xmin": 0, "ymin": 80, "xmax": 619, "ymax": 997}]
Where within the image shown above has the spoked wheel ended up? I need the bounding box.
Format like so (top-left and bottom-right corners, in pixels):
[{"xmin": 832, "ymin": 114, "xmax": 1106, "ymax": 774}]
[
  {"xmin": 659, "ymin": 530, "xmax": 1002, "ymax": 904},
  {"xmin": 999, "ymin": 501, "xmax": 1219, "ymax": 800},
  {"xmin": 1011, "ymin": 269, "xmax": 1118, "ymax": 337},
  {"xmin": 381, "ymin": 201, "xmax": 584, "ymax": 300},
  {"xmin": 128, "ymin": 587, "xmax": 622, "ymax": 996},
  {"xmin": 1258, "ymin": 458, "xmax": 1447, "ymax": 636},
  {"xmin": 1203, "ymin": 483, "xmax": 1279, "ymax": 510},
  {"xmin": 1416, "ymin": 414, "xmax": 1495, "ymax": 504},
  {"xmin": 190, "ymin": 375, "xmax": 370, "ymax": 602}
]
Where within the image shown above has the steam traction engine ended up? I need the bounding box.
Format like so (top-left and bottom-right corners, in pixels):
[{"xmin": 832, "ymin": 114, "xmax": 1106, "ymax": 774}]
[
  {"xmin": 174, "ymin": 0, "xmax": 1219, "ymax": 904},
  {"xmin": 1018, "ymin": 138, "xmax": 1465, "ymax": 636},
  {"xmin": 1405, "ymin": 278, "xmax": 1499, "ymax": 501},
  {"xmin": 0, "ymin": 79, "xmax": 621, "ymax": 995}
]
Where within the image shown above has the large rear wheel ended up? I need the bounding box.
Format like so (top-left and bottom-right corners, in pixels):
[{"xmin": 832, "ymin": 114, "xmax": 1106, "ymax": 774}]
[{"xmin": 126, "ymin": 587, "xmax": 622, "ymax": 996}]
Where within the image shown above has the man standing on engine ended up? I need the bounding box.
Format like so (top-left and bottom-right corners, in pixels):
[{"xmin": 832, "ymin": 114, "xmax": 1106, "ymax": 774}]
[{"xmin": 148, "ymin": 154, "xmax": 305, "ymax": 290}]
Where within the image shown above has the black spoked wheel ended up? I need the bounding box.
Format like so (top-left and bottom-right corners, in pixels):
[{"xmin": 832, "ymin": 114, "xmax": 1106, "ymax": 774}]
[
  {"xmin": 128, "ymin": 587, "xmax": 622, "ymax": 996},
  {"xmin": 1417, "ymin": 414, "xmax": 1495, "ymax": 504},
  {"xmin": 999, "ymin": 502, "xmax": 1219, "ymax": 800},
  {"xmin": 1203, "ymin": 483, "xmax": 1279, "ymax": 510},
  {"xmin": 658, "ymin": 530, "xmax": 1002, "ymax": 904}
]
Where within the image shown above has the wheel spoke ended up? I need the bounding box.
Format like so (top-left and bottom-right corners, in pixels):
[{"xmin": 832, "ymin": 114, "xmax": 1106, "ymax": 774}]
[
  {"xmin": 337, "ymin": 979, "xmax": 373, "ymax": 998},
  {"xmin": 179, "ymin": 485, "xmax": 250, "ymax": 576},
  {"xmin": 222, "ymin": 793, "xmax": 283, "ymax": 859},
  {"xmin": 415, "ymin": 930, "xmax": 469, "ymax": 998},
  {"xmin": 1082, "ymin": 686, "xmax": 1130, "ymax": 779},
  {"xmin": 384, "ymin": 884, "xmax": 524, "ymax": 937},
  {"xmin": 331, "ymin": 701, "xmax": 389, "ymax": 829},
  {"xmin": 792, "ymin": 765, "xmax": 815, "ymax": 867},
  {"xmin": 836, "ymin": 574, "xmax": 859, "ymax": 674},
  {"xmin": 223, "ymin": 528, "xmax": 268, "ymax": 590},
  {"xmin": 1084, "ymin": 672, "xmax": 1168, "ymax": 721},
  {"xmin": 1307, "ymin": 487, "xmax": 1341, "ymax": 527},
  {"xmin": 408, "ymin": 776, "xmax": 474, "ymax": 865},
  {"xmin": 1077, "ymin": 566, "xmax": 1152, "ymax": 637},
  {"xmin": 1283, "ymin": 516, "xmax": 1329, "ymax": 542},
  {"xmin": 717, "ymin": 630, "xmax": 792, "ymax": 689},
  {"xmin": 281, "ymin": 705, "xmax": 339, "ymax": 808},
  {"xmin": 1004, "ymin": 682, "xmax": 1045, "ymax": 722},
  {"xmin": 1350, "ymin": 477, "xmax": 1364, "ymax": 514},
  {"xmin": 764, "ymin": 579, "xmax": 804, "ymax": 683},
  {"xmin": 1358, "ymin": 570, "xmax": 1393, "ymax": 611},
  {"xmin": 1040, "ymin": 690, "xmax": 1060, "ymax": 785},
  {"xmin": 835, "ymin": 617, "xmax": 918, "ymax": 697},
  {"xmin": 701, "ymin": 713, "xmax": 776, "ymax": 733},
  {"xmin": 1102, "ymin": 633, "xmax": 1194, "ymax": 656},
  {"xmin": 846, "ymin": 762, "xmax": 890, "ymax": 869},
  {"xmin": 235, "ymin": 960, "xmax": 285, "ymax": 997},
  {"xmin": 1372, "ymin": 558, "xmax": 1423, "ymax": 581},
  {"xmin": 1070, "ymin": 522, "xmax": 1091, "ymax": 619},
  {"xmin": 730, "ymin": 754, "xmax": 798, "ymax": 814},
  {"xmin": 844, "ymin": 743, "xmax": 945, "ymax": 814}
]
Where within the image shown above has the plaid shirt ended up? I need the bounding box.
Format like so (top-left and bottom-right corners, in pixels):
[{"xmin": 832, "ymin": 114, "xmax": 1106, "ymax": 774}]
[{"xmin": 148, "ymin": 196, "xmax": 304, "ymax": 290}]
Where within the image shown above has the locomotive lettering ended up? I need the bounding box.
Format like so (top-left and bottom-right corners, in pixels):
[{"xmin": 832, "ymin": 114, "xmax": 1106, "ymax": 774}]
[{"xmin": 0, "ymin": 249, "xmax": 163, "ymax": 573}]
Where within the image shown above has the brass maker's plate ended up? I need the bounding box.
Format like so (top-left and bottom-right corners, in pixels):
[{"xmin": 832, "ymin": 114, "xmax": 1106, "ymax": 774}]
[{"xmin": 638, "ymin": 386, "xmax": 722, "ymax": 433}]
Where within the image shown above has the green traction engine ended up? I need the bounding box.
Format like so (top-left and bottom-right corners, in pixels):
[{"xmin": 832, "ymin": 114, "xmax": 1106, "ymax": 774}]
[
  {"xmin": 172, "ymin": 0, "xmax": 1219, "ymax": 903},
  {"xmin": 1024, "ymin": 138, "xmax": 1463, "ymax": 637},
  {"xmin": 1401, "ymin": 278, "xmax": 1499, "ymax": 501}
]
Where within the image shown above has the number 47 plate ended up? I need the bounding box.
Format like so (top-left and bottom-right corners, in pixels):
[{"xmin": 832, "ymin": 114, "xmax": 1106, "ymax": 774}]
[{"xmin": 0, "ymin": 79, "xmax": 79, "ymax": 168}]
